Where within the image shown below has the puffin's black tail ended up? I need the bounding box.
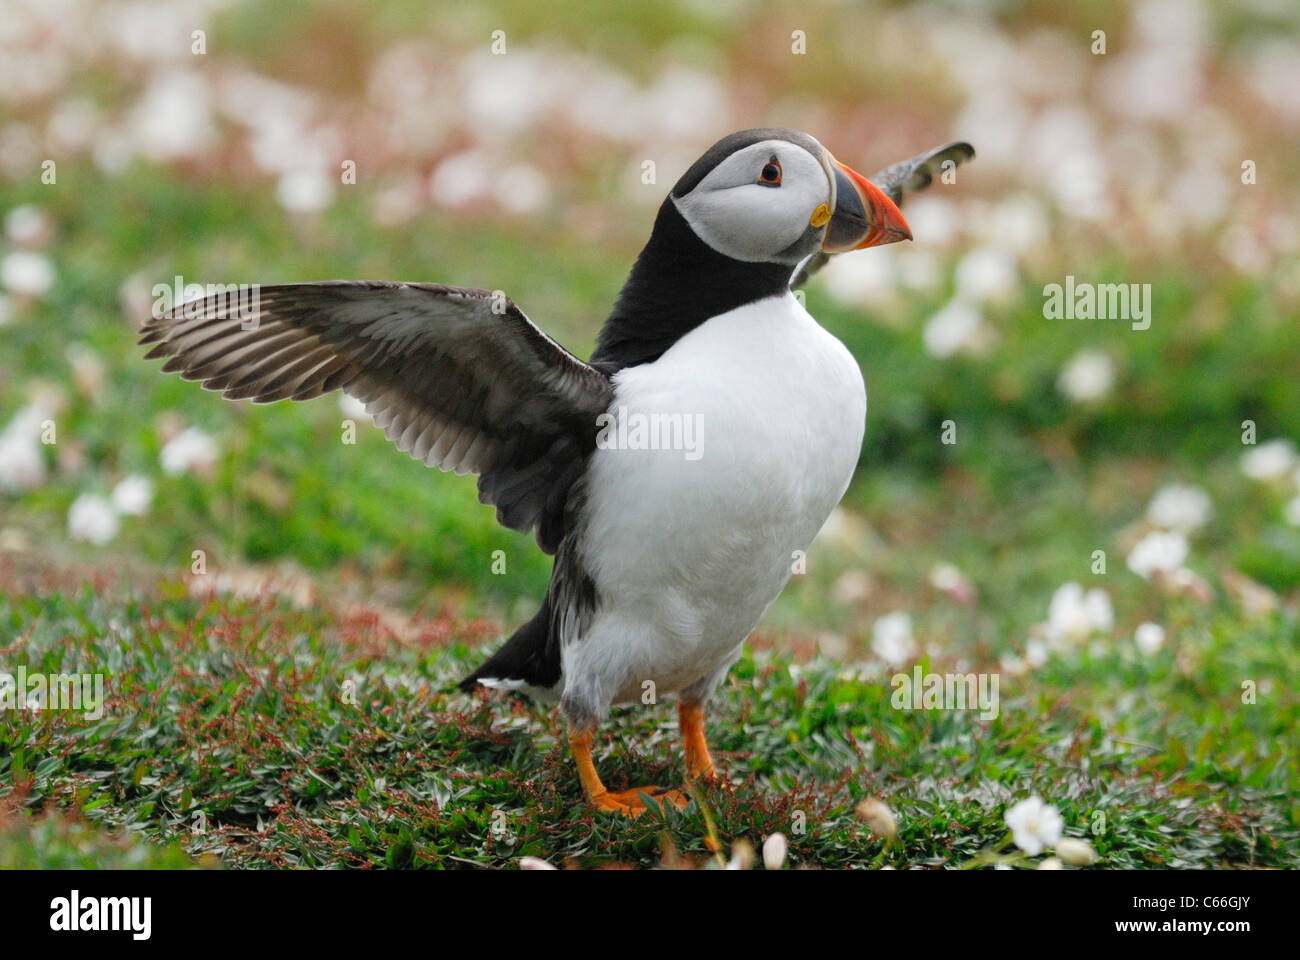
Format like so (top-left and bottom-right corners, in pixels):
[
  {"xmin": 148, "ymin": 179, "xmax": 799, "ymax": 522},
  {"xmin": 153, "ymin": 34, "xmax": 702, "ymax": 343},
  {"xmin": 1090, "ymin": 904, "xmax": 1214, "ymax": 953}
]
[{"xmin": 457, "ymin": 600, "xmax": 559, "ymax": 693}]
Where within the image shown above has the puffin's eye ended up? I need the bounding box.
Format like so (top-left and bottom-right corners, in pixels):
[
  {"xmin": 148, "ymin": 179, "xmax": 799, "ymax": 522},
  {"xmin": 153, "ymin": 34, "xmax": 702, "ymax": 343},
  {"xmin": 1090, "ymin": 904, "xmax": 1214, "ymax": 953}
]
[{"xmin": 758, "ymin": 157, "xmax": 782, "ymax": 186}]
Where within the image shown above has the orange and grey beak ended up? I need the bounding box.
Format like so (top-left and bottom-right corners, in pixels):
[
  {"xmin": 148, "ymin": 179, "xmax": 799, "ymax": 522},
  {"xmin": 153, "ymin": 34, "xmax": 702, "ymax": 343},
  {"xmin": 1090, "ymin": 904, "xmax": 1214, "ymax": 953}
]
[{"xmin": 821, "ymin": 157, "xmax": 912, "ymax": 252}]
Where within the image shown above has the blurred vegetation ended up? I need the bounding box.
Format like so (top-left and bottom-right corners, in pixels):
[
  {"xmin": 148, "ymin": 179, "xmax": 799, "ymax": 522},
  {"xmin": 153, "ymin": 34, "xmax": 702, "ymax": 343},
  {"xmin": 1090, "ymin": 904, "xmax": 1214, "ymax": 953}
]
[{"xmin": 1, "ymin": 0, "xmax": 1298, "ymax": 867}]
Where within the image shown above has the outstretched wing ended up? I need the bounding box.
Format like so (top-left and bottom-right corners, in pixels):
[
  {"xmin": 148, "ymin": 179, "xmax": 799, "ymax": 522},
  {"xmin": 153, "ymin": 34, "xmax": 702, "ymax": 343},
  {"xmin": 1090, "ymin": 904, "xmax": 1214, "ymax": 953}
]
[
  {"xmin": 793, "ymin": 140, "xmax": 975, "ymax": 288},
  {"xmin": 139, "ymin": 281, "xmax": 614, "ymax": 552},
  {"xmin": 869, "ymin": 140, "xmax": 975, "ymax": 208}
]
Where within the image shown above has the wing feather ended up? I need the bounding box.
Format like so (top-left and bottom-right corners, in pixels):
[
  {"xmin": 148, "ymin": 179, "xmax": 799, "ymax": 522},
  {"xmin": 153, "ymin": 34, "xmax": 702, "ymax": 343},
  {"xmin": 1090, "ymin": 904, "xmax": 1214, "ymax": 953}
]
[{"xmin": 139, "ymin": 280, "xmax": 613, "ymax": 552}]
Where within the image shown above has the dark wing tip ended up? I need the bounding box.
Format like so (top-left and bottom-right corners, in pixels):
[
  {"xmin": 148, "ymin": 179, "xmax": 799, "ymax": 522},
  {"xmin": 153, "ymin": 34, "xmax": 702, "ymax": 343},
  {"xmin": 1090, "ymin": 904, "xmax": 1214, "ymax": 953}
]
[
  {"xmin": 943, "ymin": 141, "xmax": 976, "ymax": 162},
  {"xmin": 870, "ymin": 139, "xmax": 978, "ymax": 207}
]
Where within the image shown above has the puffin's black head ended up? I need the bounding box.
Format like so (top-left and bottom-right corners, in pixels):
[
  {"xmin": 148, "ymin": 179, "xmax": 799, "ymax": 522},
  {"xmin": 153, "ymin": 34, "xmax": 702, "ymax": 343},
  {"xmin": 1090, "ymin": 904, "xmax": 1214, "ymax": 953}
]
[
  {"xmin": 668, "ymin": 127, "xmax": 911, "ymax": 267},
  {"xmin": 593, "ymin": 128, "xmax": 912, "ymax": 370}
]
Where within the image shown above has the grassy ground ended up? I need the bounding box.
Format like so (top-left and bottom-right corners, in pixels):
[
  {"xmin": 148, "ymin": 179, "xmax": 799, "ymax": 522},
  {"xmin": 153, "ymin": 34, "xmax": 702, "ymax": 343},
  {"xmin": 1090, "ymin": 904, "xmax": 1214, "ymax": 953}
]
[
  {"xmin": 2, "ymin": 554, "xmax": 1296, "ymax": 869},
  {"xmin": 2, "ymin": 0, "xmax": 1299, "ymax": 868}
]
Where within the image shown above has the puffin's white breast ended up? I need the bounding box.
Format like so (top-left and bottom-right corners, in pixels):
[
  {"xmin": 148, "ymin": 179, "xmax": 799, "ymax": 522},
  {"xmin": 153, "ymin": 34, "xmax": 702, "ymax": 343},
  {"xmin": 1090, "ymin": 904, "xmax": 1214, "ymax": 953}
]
[{"xmin": 566, "ymin": 290, "xmax": 867, "ymax": 704}]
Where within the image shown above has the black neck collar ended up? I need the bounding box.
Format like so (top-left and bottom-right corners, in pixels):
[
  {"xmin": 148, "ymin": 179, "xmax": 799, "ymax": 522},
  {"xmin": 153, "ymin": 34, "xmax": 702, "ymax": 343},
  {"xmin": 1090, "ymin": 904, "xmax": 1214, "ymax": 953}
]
[{"xmin": 590, "ymin": 199, "xmax": 793, "ymax": 373}]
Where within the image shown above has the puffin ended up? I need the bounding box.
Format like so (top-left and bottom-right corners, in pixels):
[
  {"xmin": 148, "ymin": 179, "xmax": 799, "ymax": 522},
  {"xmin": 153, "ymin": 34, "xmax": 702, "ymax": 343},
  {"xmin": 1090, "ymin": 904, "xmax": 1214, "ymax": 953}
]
[{"xmin": 140, "ymin": 128, "xmax": 973, "ymax": 816}]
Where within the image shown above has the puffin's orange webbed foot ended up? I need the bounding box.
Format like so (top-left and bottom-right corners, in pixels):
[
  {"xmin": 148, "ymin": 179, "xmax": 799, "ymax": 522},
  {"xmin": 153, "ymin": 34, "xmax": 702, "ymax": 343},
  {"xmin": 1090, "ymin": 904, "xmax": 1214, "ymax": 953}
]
[
  {"xmin": 592, "ymin": 786, "xmax": 689, "ymax": 817},
  {"xmin": 569, "ymin": 726, "xmax": 689, "ymax": 817}
]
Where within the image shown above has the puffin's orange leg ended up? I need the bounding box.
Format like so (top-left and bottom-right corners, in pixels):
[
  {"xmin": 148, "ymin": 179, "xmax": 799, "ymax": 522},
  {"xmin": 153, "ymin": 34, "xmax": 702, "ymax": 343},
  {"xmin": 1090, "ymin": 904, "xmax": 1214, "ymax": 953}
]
[
  {"xmin": 568, "ymin": 726, "xmax": 688, "ymax": 817},
  {"xmin": 678, "ymin": 701, "xmax": 717, "ymax": 780}
]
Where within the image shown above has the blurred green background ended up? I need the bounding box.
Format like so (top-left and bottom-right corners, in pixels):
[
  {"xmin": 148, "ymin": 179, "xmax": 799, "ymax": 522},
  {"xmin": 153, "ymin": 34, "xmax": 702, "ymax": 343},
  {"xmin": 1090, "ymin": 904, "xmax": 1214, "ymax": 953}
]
[
  {"xmin": 2, "ymin": 0, "xmax": 1300, "ymax": 871},
  {"xmin": 2, "ymin": 0, "xmax": 1299, "ymax": 654}
]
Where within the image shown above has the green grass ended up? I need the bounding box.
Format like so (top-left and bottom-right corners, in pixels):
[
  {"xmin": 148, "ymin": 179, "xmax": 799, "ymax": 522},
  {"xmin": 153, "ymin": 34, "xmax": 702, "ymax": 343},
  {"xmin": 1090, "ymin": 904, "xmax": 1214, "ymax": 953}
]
[
  {"xmin": 1, "ymin": 572, "xmax": 1295, "ymax": 868},
  {"xmin": 5, "ymin": 150, "xmax": 1300, "ymax": 870},
  {"xmin": 3, "ymin": 0, "xmax": 1300, "ymax": 869}
]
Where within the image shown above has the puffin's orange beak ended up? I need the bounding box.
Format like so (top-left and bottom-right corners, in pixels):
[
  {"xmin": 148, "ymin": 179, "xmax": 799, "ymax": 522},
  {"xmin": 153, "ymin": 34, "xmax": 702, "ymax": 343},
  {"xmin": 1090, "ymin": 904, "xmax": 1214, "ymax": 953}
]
[{"xmin": 822, "ymin": 157, "xmax": 912, "ymax": 252}]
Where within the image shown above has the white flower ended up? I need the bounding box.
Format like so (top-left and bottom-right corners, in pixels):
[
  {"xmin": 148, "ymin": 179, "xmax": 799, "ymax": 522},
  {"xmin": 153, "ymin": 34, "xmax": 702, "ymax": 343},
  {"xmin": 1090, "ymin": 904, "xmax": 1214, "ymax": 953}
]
[
  {"xmin": 456, "ymin": 50, "xmax": 551, "ymax": 135},
  {"xmin": 818, "ymin": 250, "xmax": 896, "ymax": 307},
  {"xmin": 929, "ymin": 562, "xmax": 976, "ymax": 604},
  {"xmin": 276, "ymin": 168, "xmax": 335, "ymax": 213},
  {"xmin": 1055, "ymin": 837, "xmax": 1099, "ymax": 866},
  {"xmin": 1126, "ymin": 530, "xmax": 1189, "ymax": 580},
  {"xmin": 130, "ymin": 69, "xmax": 214, "ymax": 161},
  {"xmin": 922, "ymin": 299, "xmax": 990, "ymax": 358},
  {"xmin": 871, "ymin": 611, "xmax": 916, "ymax": 666},
  {"xmin": 954, "ymin": 245, "xmax": 1019, "ymax": 303},
  {"xmin": 954, "ymin": 88, "xmax": 1030, "ymax": 172},
  {"xmin": 1045, "ymin": 582, "xmax": 1112, "ymax": 643},
  {"xmin": 896, "ymin": 249, "xmax": 939, "ymax": 292},
  {"xmin": 640, "ymin": 65, "xmax": 728, "ymax": 141},
  {"xmin": 1, "ymin": 250, "xmax": 55, "ymax": 296},
  {"xmin": 494, "ymin": 164, "xmax": 550, "ymax": 215},
  {"xmin": 1241, "ymin": 439, "xmax": 1296, "ymax": 480},
  {"xmin": 831, "ymin": 569, "xmax": 873, "ymax": 607},
  {"xmin": 1169, "ymin": 162, "xmax": 1231, "ymax": 230},
  {"xmin": 762, "ymin": 832, "xmax": 787, "ymax": 870},
  {"xmin": 929, "ymin": 563, "xmax": 960, "ymax": 589},
  {"xmin": 67, "ymin": 494, "xmax": 120, "ymax": 545},
  {"xmin": 1133, "ymin": 0, "xmax": 1210, "ymax": 52},
  {"xmin": 725, "ymin": 839, "xmax": 755, "ymax": 870},
  {"xmin": 4, "ymin": 204, "xmax": 54, "ymax": 247},
  {"xmin": 903, "ymin": 196, "xmax": 961, "ymax": 247},
  {"xmin": 1005, "ymin": 795, "xmax": 1064, "ymax": 856},
  {"xmin": 993, "ymin": 195, "xmax": 1049, "ymax": 254},
  {"xmin": 1038, "ymin": 856, "xmax": 1064, "ymax": 870},
  {"xmin": 1105, "ymin": 46, "xmax": 1202, "ymax": 124},
  {"xmin": 1025, "ymin": 639, "xmax": 1049, "ymax": 667},
  {"xmin": 1135, "ymin": 622, "xmax": 1166, "ymax": 654},
  {"xmin": 160, "ymin": 426, "xmax": 218, "ymax": 476},
  {"xmin": 67, "ymin": 342, "xmax": 105, "ymax": 400},
  {"xmin": 429, "ymin": 150, "xmax": 492, "ymax": 208},
  {"xmin": 1146, "ymin": 483, "xmax": 1212, "ymax": 532},
  {"xmin": 111, "ymin": 474, "xmax": 153, "ymax": 516},
  {"xmin": 518, "ymin": 856, "xmax": 557, "ymax": 871},
  {"xmin": 0, "ymin": 404, "xmax": 48, "ymax": 493},
  {"xmin": 1057, "ymin": 349, "xmax": 1115, "ymax": 403},
  {"xmin": 855, "ymin": 799, "xmax": 898, "ymax": 840},
  {"xmin": 1248, "ymin": 38, "xmax": 1300, "ymax": 122},
  {"xmin": 1052, "ymin": 152, "xmax": 1112, "ymax": 222},
  {"xmin": 1087, "ymin": 589, "xmax": 1114, "ymax": 630},
  {"xmin": 1221, "ymin": 223, "xmax": 1270, "ymax": 276}
]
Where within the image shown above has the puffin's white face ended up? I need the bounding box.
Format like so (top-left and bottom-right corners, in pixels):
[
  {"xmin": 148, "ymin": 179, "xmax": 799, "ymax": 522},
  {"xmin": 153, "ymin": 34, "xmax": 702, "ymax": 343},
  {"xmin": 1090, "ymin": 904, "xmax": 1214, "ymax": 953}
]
[
  {"xmin": 668, "ymin": 129, "xmax": 914, "ymax": 270},
  {"xmin": 672, "ymin": 138, "xmax": 833, "ymax": 264}
]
